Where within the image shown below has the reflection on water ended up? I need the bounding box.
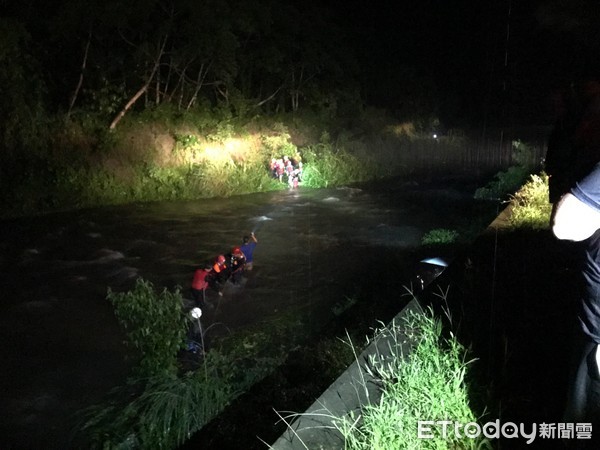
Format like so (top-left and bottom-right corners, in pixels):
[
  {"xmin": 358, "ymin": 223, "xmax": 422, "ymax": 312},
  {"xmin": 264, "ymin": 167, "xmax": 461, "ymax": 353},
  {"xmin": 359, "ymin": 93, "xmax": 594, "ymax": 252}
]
[{"xmin": 0, "ymin": 177, "xmax": 495, "ymax": 448}]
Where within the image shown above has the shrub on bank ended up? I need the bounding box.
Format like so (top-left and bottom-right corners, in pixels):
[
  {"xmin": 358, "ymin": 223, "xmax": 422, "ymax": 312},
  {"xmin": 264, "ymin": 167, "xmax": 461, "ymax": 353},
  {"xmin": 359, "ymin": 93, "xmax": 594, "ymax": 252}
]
[
  {"xmin": 508, "ymin": 172, "xmax": 552, "ymax": 230},
  {"xmin": 474, "ymin": 140, "xmax": 536, "ymax": 201},
  {"xmin": 107, "ymin": 279, "xmax": 187, "ymax": 378}
]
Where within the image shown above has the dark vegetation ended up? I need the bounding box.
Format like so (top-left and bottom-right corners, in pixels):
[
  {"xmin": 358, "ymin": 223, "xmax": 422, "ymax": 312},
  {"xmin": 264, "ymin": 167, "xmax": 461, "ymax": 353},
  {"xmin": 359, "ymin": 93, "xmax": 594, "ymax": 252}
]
[{"xmin": 1, "ymin": 0, "xmax": 583, "ymax": 218}]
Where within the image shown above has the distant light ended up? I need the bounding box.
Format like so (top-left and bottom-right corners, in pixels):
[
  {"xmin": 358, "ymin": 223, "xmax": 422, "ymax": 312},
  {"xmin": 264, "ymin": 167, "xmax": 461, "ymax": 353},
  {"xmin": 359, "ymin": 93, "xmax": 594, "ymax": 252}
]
[
  {"xmin": 432, "ymin": 134, "xmax": 438, "ymax": 139},
  {"xmin": 191, "ymin": 307, "xmax": 202, "ymax": 319},
  {"xmin": 420, "ymin": 257, "xmax": 448, "ymax": 267}
]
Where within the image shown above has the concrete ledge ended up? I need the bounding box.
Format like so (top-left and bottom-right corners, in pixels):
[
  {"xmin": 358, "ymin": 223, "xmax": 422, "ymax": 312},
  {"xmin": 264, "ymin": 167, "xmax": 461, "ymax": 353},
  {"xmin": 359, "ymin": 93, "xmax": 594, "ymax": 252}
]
[{"xmin": 270, "ymin": 298, "xmax": 423, "ymax": 449}]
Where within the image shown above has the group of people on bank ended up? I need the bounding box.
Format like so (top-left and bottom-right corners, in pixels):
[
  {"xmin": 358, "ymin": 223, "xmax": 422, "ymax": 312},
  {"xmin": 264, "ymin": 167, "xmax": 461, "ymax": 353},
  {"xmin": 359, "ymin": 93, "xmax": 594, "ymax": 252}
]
[
  {"xmin": 270, "ymin": 155, "xmax": 303, "ymax": 188},
  {"xmin": 190, "ymin": 232, "xmax": 258, "ymax": 311}
]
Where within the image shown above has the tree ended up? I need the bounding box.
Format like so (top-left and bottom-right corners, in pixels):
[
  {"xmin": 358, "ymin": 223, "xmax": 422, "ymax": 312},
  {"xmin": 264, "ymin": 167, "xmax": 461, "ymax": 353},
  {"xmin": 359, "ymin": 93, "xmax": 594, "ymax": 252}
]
[{"xmin": 0, "ymin": 18, "xmax": 47, "ymax": 157}]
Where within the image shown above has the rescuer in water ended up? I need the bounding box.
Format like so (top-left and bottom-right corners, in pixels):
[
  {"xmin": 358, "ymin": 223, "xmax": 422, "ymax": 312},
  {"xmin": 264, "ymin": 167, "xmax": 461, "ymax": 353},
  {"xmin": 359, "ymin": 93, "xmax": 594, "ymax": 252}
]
[
  {"xmin": 190, "ymin": 264, "xmax": 213, "ymax": 309},
  {"xmin": 240, "ymin": 232, "xmax": 258, "ymax": 271},
  {"xmin": 209, "ymin": 254, "xmax": 229, "ymax": 296},
  {"xmin": 228, "ymin": 246, "xmax": 247, "ymax": 284}
]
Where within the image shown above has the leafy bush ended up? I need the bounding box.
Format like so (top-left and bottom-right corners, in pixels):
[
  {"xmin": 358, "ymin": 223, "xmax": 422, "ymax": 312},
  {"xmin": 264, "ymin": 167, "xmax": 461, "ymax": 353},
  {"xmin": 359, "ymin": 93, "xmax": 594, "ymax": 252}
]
[
  {"xmin": 422, "ymin": 228, "xmax": 459, "ymax": 246},
  {"xmin": 474, "ymin": 165, "xmax": 530, "ymax": 201},
  {"xmin": 107, "ymin": 278, "xmax": 187, "ymax": 378},
  {"xmin": 260, "ymin": 128, "xmax": 298, "ymax": 158},
  {"xmin": 474, "ymin": 140, "xmax": 536, "ymax": 201},
  {"xmin": 301, "ymin": 141, "xmax": 379, "ymax": 188},
  {"xmin": 508, "ymin": 172, "xmax": 552, "ymax": 230}
]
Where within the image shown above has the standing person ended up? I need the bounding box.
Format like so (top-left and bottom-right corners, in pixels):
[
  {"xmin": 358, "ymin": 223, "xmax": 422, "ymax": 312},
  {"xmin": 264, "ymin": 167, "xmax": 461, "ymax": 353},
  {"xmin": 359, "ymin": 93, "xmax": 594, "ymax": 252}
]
[
  {"xmin": 284, "ymin": 157, "xmax": 295, "ymax": 188},
  {"xmin": 551, "ymin": 80, "xmax": 600, "ymax": 432},
  {"xmin": 229, "ymin": 246, "xmax": 247, "ymax": 284},
  {"xmin": 553, "ymin": 164, "xmax": 600, "ymax": 431},
  {"xmin": 240, "ymin": 232, "xmax": 258, "ymax": 271},
  {"xmin": 270, "ymin": 158, "xmax": 279, "ymax": 179},
  {"xmin": 276, "ymin": 158, "xmax": 285, "ymax": 182},
  {"xmin": 190, "ymin": 264, "xmax": 213, "ymax": 310},
  {"xmin": 296, "ymin": 161, "xmax": 303, "ymax": 184},
  {"xmin": 209, "ymin": 254, "xmax": 229, "ymax": 296}
]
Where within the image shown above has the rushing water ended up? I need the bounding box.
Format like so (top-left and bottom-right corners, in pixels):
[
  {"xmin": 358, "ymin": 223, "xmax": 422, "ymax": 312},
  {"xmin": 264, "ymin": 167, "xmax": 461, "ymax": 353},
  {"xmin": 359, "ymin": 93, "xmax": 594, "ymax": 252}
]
[{"xmin": 0, "ymin": 176, "xmax": 495, "ymax": 448}]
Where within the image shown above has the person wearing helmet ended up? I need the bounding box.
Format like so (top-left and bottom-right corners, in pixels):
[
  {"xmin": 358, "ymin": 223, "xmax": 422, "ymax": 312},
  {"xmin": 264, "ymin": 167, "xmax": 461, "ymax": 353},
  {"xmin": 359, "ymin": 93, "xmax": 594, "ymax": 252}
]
[
  {"xmin": 240, "ymin": 232, "xmax": 258, "ymax": 271},
  {"xmin": 229, "ymin": 246, "xmax": 247, "ymax": 284},
  {"xmin": 213, "ymin": 254, "xmax": 227, "ymax": 271},
  {"xmin": 209, "ymin": 254, "xmax": 229, "ymax": 296}
]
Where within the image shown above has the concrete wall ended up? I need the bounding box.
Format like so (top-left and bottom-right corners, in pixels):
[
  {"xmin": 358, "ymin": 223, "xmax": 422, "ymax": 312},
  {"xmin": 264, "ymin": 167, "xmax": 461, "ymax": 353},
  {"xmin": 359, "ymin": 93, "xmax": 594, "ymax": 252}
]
[{"xmin": 270, "ymin": 298, "xmax": 423, "ymax": 449}]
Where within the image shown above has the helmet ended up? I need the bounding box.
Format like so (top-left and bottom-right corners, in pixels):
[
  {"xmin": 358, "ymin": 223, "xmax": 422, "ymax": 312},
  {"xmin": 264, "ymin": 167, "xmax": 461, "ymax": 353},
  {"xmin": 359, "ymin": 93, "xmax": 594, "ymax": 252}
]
[
  {"xmin": 232, "ymin": 246, "xmax": 242, "ymax": 255},
  {"xmin": 217, "ymin": 255, "xmax": 226, "ymax": 264}
]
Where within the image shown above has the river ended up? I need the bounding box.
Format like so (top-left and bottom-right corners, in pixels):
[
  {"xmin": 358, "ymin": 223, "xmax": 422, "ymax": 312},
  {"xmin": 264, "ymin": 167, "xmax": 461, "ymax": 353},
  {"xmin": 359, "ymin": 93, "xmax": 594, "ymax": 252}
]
[{"xmin": 0, "ymin": 176, "xmax": 496, "ymax": 449}]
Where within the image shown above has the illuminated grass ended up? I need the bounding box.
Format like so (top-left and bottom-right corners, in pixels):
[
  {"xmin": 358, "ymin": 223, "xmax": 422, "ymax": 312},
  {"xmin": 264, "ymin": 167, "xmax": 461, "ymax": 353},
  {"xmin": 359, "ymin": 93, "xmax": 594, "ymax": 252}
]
[
  {"xmin": 333, "ymin": 306, "xmax": 490, "ymax": 449},
  {"xmin": 508, "ymin": 172, "xmax": 552, "ymax": 230},
  {"xmin": 300, "ymin": 142, "xmax": 379, "ymax": 188},
  {"xmin": 276, "ymin": 298, "xmax": 492, "ymax": 450}
]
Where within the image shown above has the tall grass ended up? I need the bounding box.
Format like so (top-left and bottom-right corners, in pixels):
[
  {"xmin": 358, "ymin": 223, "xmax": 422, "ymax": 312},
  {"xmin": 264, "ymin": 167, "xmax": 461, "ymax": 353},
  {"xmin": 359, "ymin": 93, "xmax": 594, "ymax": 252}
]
[
  {"xmin": 283, "ymin": 304, "xmax": 491, "ymax": 450},
  {"xmin": 80, "ymin": 349, "xmax": 283, "ymax": 449},
  {"xmin": 507, "ymin": 172, "xmax": 552, "ymax": 230},
  {"xmin": 301, "ymin": 142, "xmax": 380, "ymax": 188}
]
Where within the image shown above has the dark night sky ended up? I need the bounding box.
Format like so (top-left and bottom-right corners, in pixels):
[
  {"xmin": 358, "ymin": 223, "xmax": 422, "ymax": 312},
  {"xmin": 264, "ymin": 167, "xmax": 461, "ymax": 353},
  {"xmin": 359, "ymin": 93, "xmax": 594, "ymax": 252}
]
[{"xmin": 328, "ymin": 0, "xmax": 600, "ymax": 128}]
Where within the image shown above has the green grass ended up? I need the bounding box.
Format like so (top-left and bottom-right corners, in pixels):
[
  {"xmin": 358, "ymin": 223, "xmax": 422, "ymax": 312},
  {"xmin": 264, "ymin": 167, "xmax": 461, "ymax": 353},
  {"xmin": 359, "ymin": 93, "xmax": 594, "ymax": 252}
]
[
  {"xmin": 300, "ymin": 141, "xmax": 380, "ymax": 188},
  {"xmin": 474, "ymin": 165, "xmax": 530, "ymax": 201},
  {"xmin": 421, "ymin": 228, "xmax": 459, "ymax": 246},
  {"xmin": 80, "ymin": 351, "xmax": 279, "ymax": 450},
  {"xmin": 282, "ymin": 302, "xmax": 492, "ymax": 450},
  {"xmin": 507, "ymin": 172, "xmax": 552, "ymax": 230}
]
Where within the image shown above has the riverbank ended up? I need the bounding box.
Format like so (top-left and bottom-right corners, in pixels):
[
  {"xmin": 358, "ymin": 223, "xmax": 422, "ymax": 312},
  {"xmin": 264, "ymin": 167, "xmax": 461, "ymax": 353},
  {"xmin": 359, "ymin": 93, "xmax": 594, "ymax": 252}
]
[{"xmin": 0, "ymin": 107, "xmax": 546, "ymax": 221}]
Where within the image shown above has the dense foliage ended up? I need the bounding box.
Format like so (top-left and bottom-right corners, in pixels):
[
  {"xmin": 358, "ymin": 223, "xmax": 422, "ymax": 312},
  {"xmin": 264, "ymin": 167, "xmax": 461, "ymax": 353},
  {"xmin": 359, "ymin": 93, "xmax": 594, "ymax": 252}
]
[
  {"xmin": 2, "ymin": 0, "xmax": 361, "ymax": 128},
  {"xmin": 107, "ymin": 279, "xmax": 187, "ymax": 377}
]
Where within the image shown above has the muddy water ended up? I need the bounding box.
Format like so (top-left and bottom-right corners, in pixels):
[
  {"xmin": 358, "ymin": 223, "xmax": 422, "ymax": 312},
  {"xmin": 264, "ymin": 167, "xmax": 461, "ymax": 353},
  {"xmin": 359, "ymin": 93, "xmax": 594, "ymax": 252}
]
[{"xmin": 0, "ymin": 177, "xmax": 494, "ymax": 449}]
